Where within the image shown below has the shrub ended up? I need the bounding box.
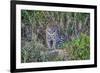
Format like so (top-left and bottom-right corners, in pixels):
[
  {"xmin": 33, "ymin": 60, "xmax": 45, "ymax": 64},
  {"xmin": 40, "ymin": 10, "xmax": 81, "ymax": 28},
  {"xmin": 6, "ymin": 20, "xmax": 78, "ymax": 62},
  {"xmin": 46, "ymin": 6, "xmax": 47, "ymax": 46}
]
[{"xmin": 61, "ymin": 33, "xmax": 90, "ymax": 60}]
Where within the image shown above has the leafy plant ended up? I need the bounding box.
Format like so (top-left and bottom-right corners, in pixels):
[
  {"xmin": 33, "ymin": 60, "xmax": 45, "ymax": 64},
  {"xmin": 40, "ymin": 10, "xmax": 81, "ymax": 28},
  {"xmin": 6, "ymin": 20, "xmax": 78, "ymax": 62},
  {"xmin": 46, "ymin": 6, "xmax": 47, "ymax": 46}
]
[{"xmin": 61, "ymin": 33, "xmax": 90, "ymax": 60}]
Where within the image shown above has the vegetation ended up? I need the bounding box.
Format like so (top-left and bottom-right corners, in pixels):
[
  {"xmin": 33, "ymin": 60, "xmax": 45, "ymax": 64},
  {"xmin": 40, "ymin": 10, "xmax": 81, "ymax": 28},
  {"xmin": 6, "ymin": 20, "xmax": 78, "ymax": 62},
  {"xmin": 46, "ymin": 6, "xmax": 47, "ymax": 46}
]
[
  {"xmin": 61, "ymin": 33, "xmax": 90, "ymax": 60},
  {"xmin": 21, "ymin": 10, "xmax": 90, "ymax": 63}
]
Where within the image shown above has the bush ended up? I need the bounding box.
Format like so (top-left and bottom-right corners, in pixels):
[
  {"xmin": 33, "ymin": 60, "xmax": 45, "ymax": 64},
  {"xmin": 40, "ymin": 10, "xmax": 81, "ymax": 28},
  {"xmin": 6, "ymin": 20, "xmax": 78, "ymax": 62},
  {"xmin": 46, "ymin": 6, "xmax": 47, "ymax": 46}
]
[{"xmin": 61, "ymin": 33, "xmax": 90, "ymax": 60}]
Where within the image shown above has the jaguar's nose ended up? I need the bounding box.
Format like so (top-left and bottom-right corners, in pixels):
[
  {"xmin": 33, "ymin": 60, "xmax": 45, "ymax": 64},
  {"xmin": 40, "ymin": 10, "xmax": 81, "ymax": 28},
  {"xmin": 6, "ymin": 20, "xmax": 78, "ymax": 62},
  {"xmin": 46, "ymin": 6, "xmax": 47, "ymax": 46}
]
[{"xmin": 50, "ymin": 40, "xmax": 53, "ymax": 48}]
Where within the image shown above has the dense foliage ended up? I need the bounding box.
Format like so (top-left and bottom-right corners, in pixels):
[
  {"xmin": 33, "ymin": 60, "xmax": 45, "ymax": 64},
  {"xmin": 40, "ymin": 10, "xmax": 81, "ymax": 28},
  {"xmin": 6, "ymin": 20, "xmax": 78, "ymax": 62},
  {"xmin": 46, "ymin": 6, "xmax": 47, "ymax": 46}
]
[
  {"xmin": 61, "ymin": 33, "xmax": 90, "ymax": 60},
  {"xmin": 21, "ymin": 10, "xmax": 90, "ymax": 63}
]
